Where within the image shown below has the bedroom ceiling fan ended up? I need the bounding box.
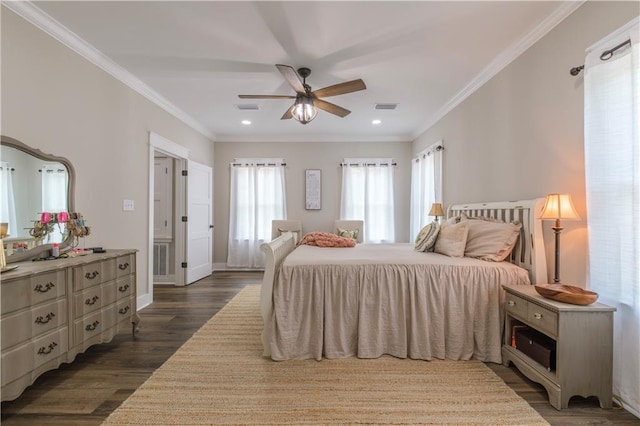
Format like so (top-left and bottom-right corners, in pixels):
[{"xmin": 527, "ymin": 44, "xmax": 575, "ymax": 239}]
[{"xmin": 238, "ymin": 64, "xmax": 366, "ymax": 125}]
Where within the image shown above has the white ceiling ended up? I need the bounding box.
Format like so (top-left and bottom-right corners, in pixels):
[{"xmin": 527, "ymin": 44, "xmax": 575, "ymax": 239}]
[{"xmin": 23, "ymin": 1, "xmax": 577, "ymax": 143}]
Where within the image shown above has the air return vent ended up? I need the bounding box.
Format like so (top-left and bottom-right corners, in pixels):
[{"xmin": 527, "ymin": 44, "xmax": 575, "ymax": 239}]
[
  {"xmin": 236, "ymin": 104, "xmax": 260, "ymax": 110},
  {"xmin": 374, "ymin": 103, "xmax": 398, "ymax": 110}
]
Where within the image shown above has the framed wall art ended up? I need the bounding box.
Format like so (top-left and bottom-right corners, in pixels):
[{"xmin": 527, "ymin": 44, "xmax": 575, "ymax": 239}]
[{"xmin": 305, "ymin": 169, "xmax": 321, "ymax": 210}]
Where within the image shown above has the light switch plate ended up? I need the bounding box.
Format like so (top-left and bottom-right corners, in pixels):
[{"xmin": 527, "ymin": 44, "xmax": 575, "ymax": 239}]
[{"xmin": 123, "ymin": 199, "xmax": 135, "ymax": 211}]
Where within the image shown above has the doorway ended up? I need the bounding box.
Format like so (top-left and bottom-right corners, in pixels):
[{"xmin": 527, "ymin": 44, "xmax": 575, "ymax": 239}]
[
  {"xmin": 148, "ymin": 133, "xmax": 189, "ymax": 292},
  {"xmin": 146, "ymin": 132, "xmax": 213, "ymax": 306}
]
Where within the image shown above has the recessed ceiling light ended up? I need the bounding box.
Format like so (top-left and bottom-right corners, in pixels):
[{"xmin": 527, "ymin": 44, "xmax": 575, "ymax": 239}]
[
  {"xmin": 241, "ymin": 120, "xmax": 251, "ymax": 125},
  {"xmin": 372, "ymin": 120, "xmax": 382, "ymax": 125}
]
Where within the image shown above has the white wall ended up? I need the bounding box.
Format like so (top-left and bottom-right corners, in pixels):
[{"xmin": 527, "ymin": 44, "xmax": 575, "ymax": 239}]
[
  {"xmin": 213, "ymin": 141, "xmax": 412, "ymax": 265},
  {"xmin": 1, "ymin": 9, "xmax": 215, "ymax": 302},
  {"xmin": 413, "ymin": 1, "xmax": 639, "ymax": 286}
]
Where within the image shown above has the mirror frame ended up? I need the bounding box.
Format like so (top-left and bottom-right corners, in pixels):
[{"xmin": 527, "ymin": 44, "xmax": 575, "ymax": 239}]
[{"xmin": 1, "ymin": 135, "xmax": 76, "ymax": 263}]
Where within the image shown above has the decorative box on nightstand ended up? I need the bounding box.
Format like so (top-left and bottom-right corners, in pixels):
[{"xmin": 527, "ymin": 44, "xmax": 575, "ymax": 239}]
[{"xmin": 502, "ymin": 284, "xmax": 616, "ymax": 410}]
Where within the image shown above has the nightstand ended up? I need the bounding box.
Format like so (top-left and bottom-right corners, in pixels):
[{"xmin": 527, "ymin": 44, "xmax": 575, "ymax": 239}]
[{"xmin": 502, "ymin": 284, "xmax": 616, "ymax": 410}]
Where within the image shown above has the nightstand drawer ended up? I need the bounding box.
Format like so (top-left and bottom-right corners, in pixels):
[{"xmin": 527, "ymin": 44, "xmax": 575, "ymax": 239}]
[
  {"xmin": 527, "ymin": 303, "xmax": 558, "ymax": 338},
  {"xmin": 505, "ymin": 292, "xmax": 528, "ymax": 319}
]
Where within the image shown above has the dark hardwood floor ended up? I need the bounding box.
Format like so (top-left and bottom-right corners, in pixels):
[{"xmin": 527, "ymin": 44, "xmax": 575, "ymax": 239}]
[{"xmin": 2, "ymin": 271, "xmax": 638, "ymax": 425}]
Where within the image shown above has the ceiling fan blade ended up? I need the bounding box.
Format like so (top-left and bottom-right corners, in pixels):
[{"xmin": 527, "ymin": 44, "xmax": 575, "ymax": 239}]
[
  {"xmin": 276, "ymin": 64, "xmax": 306, "ymax": 94},
  {"xmin": 281, "ymin": 105, "xmax": 293, "ymax": 120},
  {"xmin": 312, "ymin": 79, "xmax": 366, "ymax": 98},
  {"xmin": 313, "ymin": 99, "xmax": 351, "ymax": 118},
  {"xmin": 238, "ymin": 95, "xmax": 295, "ymax": 99}
]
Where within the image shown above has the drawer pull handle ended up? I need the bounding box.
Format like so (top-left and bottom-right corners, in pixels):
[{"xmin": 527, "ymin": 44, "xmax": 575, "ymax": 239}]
[
  {"xmin": 118, "ymin": 284, "xmax": 130, "ymax": 292},
  {"xmin": 119, "ymin": 306, "xmax": 130, "ymax": 315},
  {"xmin": 118, "ymin": 262, "xmax": 129, "ymax": 271},
  {"xmin": 85, "ymin": 270, "xmax": 100, "ymax": 280},
  {"xmin": 85, "ymin": 320, "xmax": 100, "ymax": 331},
  {"xmin": 34, "ymin": 282, "xmax": 55, "ymax": 293},
  {"xmin": 85, "ymin": 295, "xmax": 100, "ymax": 305},
  {"xmin": 533, "ymin": 313, "xmax": 543, "ymax": 320},
  {"xmin": 507, "ymin": 300, "xmax": 516, "ymax": 306},
  {"xmin": 35, "ymin": 312, "xmax": 56, "ymax": 324},
  {"xmin": 37, "ymin": 341, "xmax": 58, "ymax": 355}
]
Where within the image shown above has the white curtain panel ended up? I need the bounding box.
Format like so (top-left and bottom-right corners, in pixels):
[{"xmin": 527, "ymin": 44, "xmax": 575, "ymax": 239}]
[
  {"xmin": 584, "ymin": 18, "xmax": 639, "ymax": 417},
  {"xmin": 41, "ymin": 164, "xmax": 68, "ymax": 244},
  {"xmin": 409, "ymin": 142, "xmax": 443, "ymax": 240},
  {"xmin": 0, "ymin": 162, "xmax": 17, "ymax": 237},
  {"xmin": 227, "ymin": 159, "xmax": 286, "ymax": 268},
  {"xmin": 340, "ymin": 158, "xmax": 395, "ymax": 243}
]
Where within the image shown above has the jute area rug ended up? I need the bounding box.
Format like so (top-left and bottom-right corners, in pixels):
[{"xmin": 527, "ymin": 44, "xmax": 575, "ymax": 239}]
[{"xmin": 103, "ymin": 285, "xmax": 548, "ymax": 425}]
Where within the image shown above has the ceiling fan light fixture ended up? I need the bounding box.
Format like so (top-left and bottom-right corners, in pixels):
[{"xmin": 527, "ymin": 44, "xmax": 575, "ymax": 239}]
[{"xmin": 291, "ymin": 95, "xmax": 318, "ymax": 125}]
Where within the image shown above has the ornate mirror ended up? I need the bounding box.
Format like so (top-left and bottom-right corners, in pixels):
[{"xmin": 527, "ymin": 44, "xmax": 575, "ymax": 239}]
[{"xmin": 1, "ymin": 135, "xmax": 76, "ymax": 263}]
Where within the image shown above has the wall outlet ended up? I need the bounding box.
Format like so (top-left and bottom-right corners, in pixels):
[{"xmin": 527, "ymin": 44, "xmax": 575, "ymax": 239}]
[{"xmin": 123, "ymin": 199, "xmax": 135, "ymax": 211}]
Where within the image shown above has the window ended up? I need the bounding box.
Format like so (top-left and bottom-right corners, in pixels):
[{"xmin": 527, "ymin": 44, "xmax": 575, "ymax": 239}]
[
  {"xmin": 340, "ymin": 158, "xmax": 395, "ymax": 243},
  {"xmin": 0, "ymin": 162, "xmax": 17, "ymax": 237},
  {"xmin": 584, "ymin": 19, "xmax": 639, "ymax": 415},
  {"xmin": 41, "ymin": 163, "xmax": 68, "ymax": 244},
  {"xmin": 410, "ymin": 142, "xmax": 443, "ymax": 239},
  {"xmin": 227, "ymin": 158, "xmax": 286, "ymax": 268}
]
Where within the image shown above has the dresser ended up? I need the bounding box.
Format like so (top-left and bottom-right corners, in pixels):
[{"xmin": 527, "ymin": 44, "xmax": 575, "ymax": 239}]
[
  {"xmin": 1, "ymin": 250, "xmax": 139, "ymax": 401},
  {"xmin": 502, "ymin": 284, "xmax": 615, "ymax": 410}
]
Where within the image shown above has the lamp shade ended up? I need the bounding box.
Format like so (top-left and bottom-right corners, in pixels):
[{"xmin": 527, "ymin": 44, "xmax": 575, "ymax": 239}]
[
  {"xmin": 428, "ymin": 203, "xmax": 445, "ymax": 217},
  {"xmin": 539, "ymin": 193, "xmax": 580, "ymax": 220},
  {"xmin": 291, "ymin": 95, "xmax": 318, "ymax": 124}
]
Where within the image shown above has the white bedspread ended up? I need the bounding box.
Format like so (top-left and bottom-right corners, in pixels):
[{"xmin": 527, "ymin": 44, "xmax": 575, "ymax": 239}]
[{"xmin": 267, "ymin": 243, "xmax": 530, "ymax": 363}]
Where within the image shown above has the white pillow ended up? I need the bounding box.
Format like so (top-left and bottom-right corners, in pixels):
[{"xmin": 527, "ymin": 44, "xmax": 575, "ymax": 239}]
[
  {"xmin": 463, "ymin": 218, "xmax": 522, "ymax": 261},
  {"xmin": 434, "ymin": 221, "xmax": 469, "ymax": 257},
  {"xmin": 278, "ymin": 228, "xmax": 300, "ymax": 245},
  {"xmin": 336, "ymin": 228, "xmax": 359, "ymax": 241},
  {"xmin": 414, "ymin": 222, "xmax": 440, "ymax": 252}
]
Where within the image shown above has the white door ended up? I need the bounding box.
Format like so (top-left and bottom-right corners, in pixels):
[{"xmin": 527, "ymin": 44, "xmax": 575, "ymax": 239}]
[
  {"xmin": 153, "ymin": 157, "xmax": 173, "ymax": 239},
  {"xmin": 186, "ymin": 160, "xmax": 213, "ymax": 284}
]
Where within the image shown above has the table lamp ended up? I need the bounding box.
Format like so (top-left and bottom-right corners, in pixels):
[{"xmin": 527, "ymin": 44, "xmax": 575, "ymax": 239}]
[
  {"xmin": 429, "ymin": 203, "xmax": 445, "ymax": 223},
  {"xmin": 539, "ymin": 193, "xmax": 580, "ymax": 283}
]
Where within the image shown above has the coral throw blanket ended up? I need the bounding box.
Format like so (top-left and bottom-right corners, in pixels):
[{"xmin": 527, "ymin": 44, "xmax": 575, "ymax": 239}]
[{"xmin": 299, "ymin": 232, "xmax": 356, "ymax": 248}]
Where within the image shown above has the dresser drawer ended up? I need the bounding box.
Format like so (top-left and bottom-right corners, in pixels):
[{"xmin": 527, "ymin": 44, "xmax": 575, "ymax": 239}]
[
  {"xmin": 527, "ymin": 302, "xmax": 558, "ymax": 338},
  {"xmin": 74, "ymin": 311, "xmax": 103, "ymax": 343},
  {"xmin": 1, "ymin": 271, "xmax": 66, "ymax": 315},
  {"xmin": 73, "ymin": 258, "xmax": 116, "ymax": 291},
  {"xmin": 116, "ymin": 254, "xmax": 135, "ymax": 278},
  {"xmin": 73, "ymin": 280, "xmax": 118, "ymax": 318},
  {"xmin": 1, "ymin": 300, "xmax": 67, "ymax": 350},
  {"xmin": 115, "ymin": 276, "xmax": 133, "ymax": 300},
  {"xmin": 1, "ymin": 327, "xmax": 68, "ymax": 387}
]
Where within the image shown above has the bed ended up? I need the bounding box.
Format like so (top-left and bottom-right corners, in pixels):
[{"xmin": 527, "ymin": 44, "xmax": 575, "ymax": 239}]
[{"xmin": 260, "ymin": 199, "xmax": 547, "ymax": 363}]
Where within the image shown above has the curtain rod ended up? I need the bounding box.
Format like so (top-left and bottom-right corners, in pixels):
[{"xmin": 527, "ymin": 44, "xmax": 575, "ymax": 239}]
[
  {"xmin": 570, "ymin": 38, "xmax": 631, "ymax": 76},
  {"xmin": 231, "ymin": 162, "xmax": 286, "ymax": 167},
  {"xmin": 340, "ymin": 162, "xmax": 397, "ymax": 167}
]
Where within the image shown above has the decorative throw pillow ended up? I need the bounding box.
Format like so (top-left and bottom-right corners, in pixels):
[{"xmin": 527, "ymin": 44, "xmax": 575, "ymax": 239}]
[
  {"xmin": 299, "ymin": 232, "xmax": 356, "ymax": 247},
  {"xmin": 278, "ymin": 228, "xmax": 300, "ymax": 245},
  {"xmin": 336, "ymin": 228, "xmax": 359, "ymax": 241},
  {"xmin": 463, "ymin": 219, "xmax": 522, "ymax": 261},
  {"xmin": 433, "ymin": 221, "xmax": 469, "ymax": 257},
  {"xmin": 414, "ymin": 222, "xmax": 440, "ymax": 252}
]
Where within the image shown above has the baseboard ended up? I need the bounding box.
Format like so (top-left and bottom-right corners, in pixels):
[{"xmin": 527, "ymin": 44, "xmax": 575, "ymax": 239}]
[
  {"xmin": 213, "ymin": 262, "xmax": 264, "ymax": 272},
  {"xmin": 137, "ymin": 293, "xmax": 153, "ymax": 310}
]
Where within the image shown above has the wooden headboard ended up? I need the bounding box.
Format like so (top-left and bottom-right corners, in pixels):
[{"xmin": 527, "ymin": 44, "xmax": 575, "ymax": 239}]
[{"xmin": 448, "ymin": 198, "xmax": 547, "ymax": 284}]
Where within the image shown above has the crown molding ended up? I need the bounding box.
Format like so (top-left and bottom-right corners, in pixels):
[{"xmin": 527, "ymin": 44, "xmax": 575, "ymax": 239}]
[
  {"xmin": 3, "ymin": 1, "xmax": 216, "ymax": 141},
  {"xmin": 410, "ymin": 1, "xmax": 585, "ymax": 140}
]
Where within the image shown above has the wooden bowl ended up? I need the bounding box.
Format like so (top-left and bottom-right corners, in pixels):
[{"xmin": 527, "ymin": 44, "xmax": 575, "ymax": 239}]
[{"xmin": 534, "ymin": 284, "xmax": 598, "ymax": 305}]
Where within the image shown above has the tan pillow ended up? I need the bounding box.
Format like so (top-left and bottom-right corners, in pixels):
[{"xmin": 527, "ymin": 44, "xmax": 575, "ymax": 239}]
[
  {"xmin": 278, "ymin": 228, "xmax": 300, "ymax": 245},
  {"xmin": 414, "ymin": 222, "xmax": 440, "ymax": 252},
  {"xmin": 463, "ymin": 219, "xmax": 522, "ymax": 261},
  {"xmin": 336, "ymin": 228, "xmax": 359, "ymax": 241},
  {"xmin": 434, "ymin": 221, "xmax": 469, "ymax": 257}
]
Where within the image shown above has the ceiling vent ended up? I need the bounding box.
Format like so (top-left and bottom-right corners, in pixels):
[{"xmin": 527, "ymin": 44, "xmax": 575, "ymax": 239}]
[
  {"xmin": 236, "ymin": 104, "xmax": 259, "ymax": 111},
  {"xmin": 374, "ymin": 103, "xmax": 398, "ymax": 110}
]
